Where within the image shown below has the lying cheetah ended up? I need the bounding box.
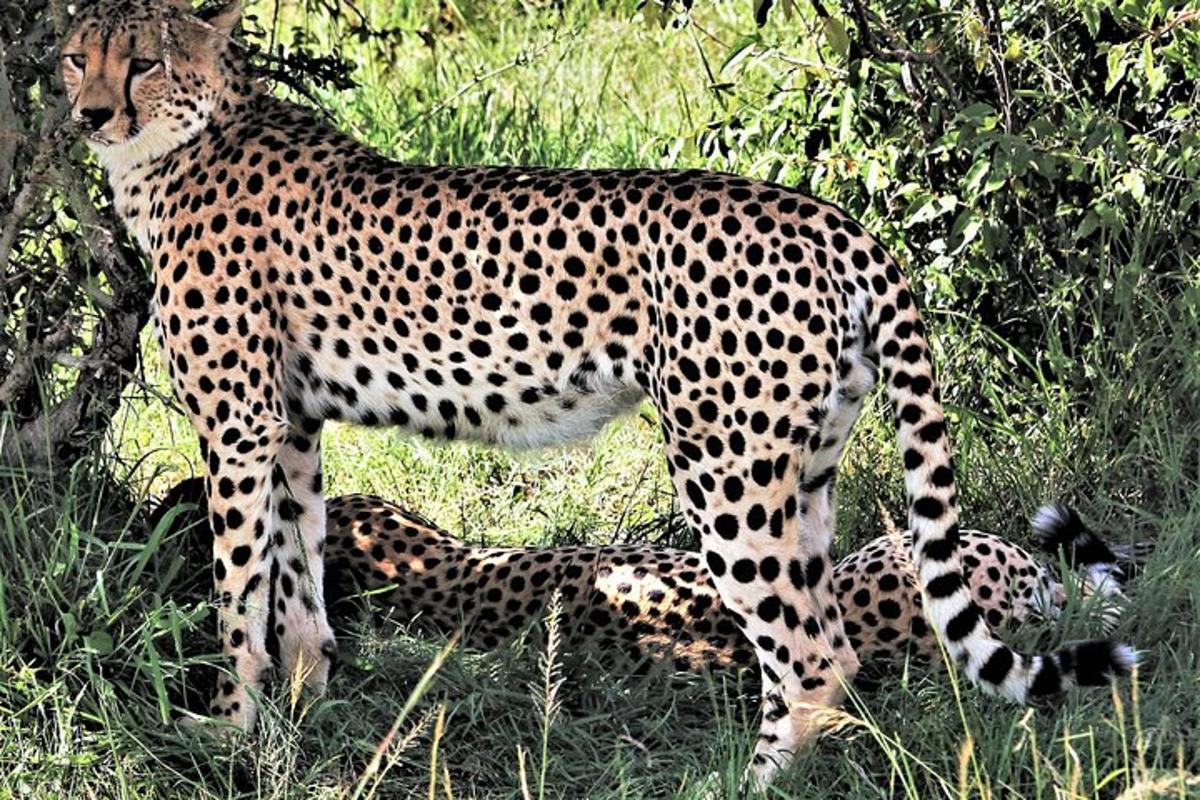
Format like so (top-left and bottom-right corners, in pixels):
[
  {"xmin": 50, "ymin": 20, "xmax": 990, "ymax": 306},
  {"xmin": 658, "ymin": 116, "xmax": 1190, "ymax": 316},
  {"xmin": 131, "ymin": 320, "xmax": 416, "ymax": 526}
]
[
  {"xmin": 154, "ymin": 478, "xmax": 1133, "ymax": 676},
  {"xmin": 62, "ymin": 0, "xmax": 1132, "ymax": 781}
]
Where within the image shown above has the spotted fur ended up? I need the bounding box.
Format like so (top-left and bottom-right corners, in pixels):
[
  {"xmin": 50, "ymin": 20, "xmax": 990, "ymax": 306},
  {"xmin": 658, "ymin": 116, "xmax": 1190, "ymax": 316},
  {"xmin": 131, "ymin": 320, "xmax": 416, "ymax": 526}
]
[
  {"xmin": 155, "ymin": 479, "xmax": 1134, "ymax": 681},
  {"xmin": 64, "ymin": 0, "xmax": 1132, "ymax": 782}
]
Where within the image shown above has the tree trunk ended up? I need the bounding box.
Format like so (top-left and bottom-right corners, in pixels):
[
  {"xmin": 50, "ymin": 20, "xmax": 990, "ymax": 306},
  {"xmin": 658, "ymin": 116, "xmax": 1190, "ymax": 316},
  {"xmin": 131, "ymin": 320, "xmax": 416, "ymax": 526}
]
[{"xmin": 0, "ymin": 0, "xmax": 153, "ymax": 469}]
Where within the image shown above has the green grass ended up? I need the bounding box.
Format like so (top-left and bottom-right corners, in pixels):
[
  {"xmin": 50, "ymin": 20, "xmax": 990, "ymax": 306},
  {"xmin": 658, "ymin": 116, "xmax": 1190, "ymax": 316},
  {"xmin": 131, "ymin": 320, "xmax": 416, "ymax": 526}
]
[{"xmin": 4, "ymin": 0, "xmax": 1200, "ymax": 797}]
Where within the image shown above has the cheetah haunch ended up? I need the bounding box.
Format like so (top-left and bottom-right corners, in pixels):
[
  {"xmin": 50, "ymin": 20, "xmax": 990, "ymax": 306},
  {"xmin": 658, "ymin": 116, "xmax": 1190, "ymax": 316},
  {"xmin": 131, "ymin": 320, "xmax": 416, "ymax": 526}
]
[{"xmin": 63, "ymin": 0, "xmax": 1133, "ymax": 784}]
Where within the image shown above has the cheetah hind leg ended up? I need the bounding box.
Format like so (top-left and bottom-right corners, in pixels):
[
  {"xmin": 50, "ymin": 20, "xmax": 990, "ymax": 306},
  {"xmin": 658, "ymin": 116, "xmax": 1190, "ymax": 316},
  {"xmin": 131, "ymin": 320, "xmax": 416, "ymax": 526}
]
[
  {"xmin": 737, "ymin": 341, "xmax": 875, "ymax": 787},
  {"xmin": 663, "ymin": 432, "xmax": 860, "ymax": 790}
]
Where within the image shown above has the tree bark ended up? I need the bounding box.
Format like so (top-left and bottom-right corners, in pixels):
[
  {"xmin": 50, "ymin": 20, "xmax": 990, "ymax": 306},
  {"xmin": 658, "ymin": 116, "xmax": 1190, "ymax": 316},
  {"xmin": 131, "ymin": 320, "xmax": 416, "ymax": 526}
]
[{"xmin": 0, "ymin": 0, "xmax": 153, "ymax": 469}]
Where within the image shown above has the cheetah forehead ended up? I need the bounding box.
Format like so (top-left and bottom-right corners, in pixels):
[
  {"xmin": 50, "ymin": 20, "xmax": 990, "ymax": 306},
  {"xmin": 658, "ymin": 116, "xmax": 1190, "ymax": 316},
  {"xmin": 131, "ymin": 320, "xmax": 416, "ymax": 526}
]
[
  {"xmin": 65, "ymin": 0, "xmax": 171, "ymax": 43},
  {"xmin": 62, "ymin": 0, "xmax": 227, "ymax": 56}
]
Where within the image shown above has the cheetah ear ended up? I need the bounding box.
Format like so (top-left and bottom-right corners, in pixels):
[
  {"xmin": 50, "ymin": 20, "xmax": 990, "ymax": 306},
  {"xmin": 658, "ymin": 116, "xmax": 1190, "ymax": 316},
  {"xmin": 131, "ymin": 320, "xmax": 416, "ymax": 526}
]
[{"xmin": 196, "ymin": 0, "xmax": 241, "ymax": 36}]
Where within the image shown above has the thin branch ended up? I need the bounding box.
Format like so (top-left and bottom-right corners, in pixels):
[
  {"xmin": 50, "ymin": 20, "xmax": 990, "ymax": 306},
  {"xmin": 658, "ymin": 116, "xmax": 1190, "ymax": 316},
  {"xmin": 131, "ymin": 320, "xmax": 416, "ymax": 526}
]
[
  {"xmin": 0, "ymin": 38, "xmax": 19, "ymax": 197},
  {"xmin": 0, "ymin": 106, "xmax": 151, "ymax": 465},
  {"xmin": 973, "ymin": 0, "xmax": 1013, "ymax": 131},
  {"xmin": 55, "ymin": 159, "xmax": 148, "ymax": 300},
  {"xmin": 840, "ymin": 0, "xmax": 963, "ymax": 112},
  {"xmin": 0, "ymin": 113, "xmax": 71, "ymax": 275},
  {"xmin": 0, "ymin": 318, "xmax": 75, "ymax": 405}
]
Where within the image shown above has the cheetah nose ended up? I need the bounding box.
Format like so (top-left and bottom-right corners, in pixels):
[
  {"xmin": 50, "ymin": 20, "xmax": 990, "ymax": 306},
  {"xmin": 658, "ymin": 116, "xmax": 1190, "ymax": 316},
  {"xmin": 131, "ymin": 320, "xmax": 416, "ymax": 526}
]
[{"xmin": 78, "ymin": 106, "xmax": 114, "ymax": 131}]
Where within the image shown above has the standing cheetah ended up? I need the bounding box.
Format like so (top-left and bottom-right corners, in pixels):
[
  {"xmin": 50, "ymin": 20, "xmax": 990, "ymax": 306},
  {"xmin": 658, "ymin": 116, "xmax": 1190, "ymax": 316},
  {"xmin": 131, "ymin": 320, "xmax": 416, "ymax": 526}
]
[{"xmin": 61, "ymin": 0, "xmax": 1133, "ymax": 784}]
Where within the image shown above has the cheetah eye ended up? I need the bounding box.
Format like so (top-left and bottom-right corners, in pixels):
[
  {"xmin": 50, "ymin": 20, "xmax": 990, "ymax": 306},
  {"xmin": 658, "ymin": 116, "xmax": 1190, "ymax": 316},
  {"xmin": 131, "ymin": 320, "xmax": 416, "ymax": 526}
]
[
  {"xmin": 130, "ymin": 58, "xmax": 160, "ymax": 76},
  {"xmin": 64, "ymin": 53, "xmax": 87, "ymax": 70}
]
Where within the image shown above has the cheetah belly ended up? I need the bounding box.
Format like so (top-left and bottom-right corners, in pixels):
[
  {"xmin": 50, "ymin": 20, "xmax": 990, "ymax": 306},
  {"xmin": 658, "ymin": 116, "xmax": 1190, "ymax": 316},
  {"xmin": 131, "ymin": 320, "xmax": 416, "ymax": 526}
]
[
  {"xmin": 286, "ymin": 349, "xmax": 646, "ymax": 449},
  {"xmin": 479, "ymin": 382, "xmax": 647, "ymax": 448}
]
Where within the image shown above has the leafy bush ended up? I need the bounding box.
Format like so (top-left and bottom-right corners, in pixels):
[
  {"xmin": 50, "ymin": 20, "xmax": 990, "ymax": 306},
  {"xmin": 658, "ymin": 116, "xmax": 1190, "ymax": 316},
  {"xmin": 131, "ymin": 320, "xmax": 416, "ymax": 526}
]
[{"xmin": 682, "ymin": 0, "xmax": 1200, "ymax": 394}]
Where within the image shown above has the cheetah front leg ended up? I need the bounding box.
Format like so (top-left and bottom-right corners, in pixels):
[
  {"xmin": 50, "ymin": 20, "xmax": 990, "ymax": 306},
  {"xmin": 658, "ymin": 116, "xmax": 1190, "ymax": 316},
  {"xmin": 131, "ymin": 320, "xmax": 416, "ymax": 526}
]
[
  {"xmin": 270, "ymin": 416, "xmax": 337, "ymax": 694},
  {"xmin": 198, "ymin": 413, "xmax": 289, "ymax": 730},
  {"xmin": 156, "ymin": 297, "xmax": 295, "ymax": 730}
]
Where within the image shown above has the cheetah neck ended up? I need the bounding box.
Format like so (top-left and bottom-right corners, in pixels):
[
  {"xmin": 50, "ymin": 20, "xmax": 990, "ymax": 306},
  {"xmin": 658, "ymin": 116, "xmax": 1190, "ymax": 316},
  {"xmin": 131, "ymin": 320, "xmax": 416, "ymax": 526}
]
[
  {"xmin": 107, "ymin": 160, "xmax": 163, "ymax": 254},
  {"xmin": 105, "ymin": 88, "xmax": 266, "ymax": 255}
]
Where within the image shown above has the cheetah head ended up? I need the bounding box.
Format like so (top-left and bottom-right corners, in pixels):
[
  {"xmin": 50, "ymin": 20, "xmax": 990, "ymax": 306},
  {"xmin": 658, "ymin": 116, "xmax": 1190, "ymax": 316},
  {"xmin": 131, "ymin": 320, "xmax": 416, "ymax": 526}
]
[{"xmin": 60, "ymin": 0, "xmax": 242, "ymax": 172}]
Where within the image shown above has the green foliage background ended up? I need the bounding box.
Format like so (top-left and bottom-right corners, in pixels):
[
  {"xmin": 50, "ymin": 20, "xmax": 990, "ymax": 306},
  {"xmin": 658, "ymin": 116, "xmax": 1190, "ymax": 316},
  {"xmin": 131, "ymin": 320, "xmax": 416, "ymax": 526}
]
[{"xmin": 2, "ymin": 0, "xmax": 1200, "ymax": 797}]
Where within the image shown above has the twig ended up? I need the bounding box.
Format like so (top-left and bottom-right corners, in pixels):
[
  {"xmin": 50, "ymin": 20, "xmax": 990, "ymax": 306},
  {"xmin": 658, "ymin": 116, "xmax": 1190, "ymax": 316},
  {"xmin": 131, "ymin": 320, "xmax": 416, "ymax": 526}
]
[
  {"xmin": 840, "ymin": 0, "xmax": 962, "ymax": 113},
  {"xmin": 0, "ymin": 318, "xmax": 75, "ymax": 406},
  {"xmin": 973, "ymin": 0, "xmax": 1013, "ymax": 132},
  {"xmin": 0, "ymin": 136, "xmax": 58, "ymax": 276},
  {"xmin": 0, "ymin": 38, "xmax": 20, "ymax": 197},
  {"xmin": 55, "ymin": 160, "xmax": 148, "ymax": 299},
  {"xmin": 0, "ymin": 99, "xmax": 151, "ymax": 465},
  {"xmin": 1151, "ymin": 8, "xmax": 1199, "ymax": 39}
]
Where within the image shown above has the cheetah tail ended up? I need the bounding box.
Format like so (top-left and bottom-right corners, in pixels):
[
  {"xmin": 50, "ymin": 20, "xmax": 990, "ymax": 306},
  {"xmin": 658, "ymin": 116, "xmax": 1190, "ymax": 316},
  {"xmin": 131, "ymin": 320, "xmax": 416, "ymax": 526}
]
[
  {"xmin": 1032, "ymin": 502, "xmax": 1143, "ymax": 636},
  {"xmin": 1031, "ymin": 503, "xmax": 1121, "ymax": 569},
  {"xmin": 873, "ymin": 282, "xmax": 1135, "ymax": 702}
]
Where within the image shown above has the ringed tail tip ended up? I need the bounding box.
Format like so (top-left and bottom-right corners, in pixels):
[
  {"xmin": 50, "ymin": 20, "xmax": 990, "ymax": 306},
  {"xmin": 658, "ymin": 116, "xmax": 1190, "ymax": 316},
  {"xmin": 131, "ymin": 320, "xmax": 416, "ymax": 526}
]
[{"xmin": 1031, "ymin": 502, "xmax": 1118, "ymax": 568}]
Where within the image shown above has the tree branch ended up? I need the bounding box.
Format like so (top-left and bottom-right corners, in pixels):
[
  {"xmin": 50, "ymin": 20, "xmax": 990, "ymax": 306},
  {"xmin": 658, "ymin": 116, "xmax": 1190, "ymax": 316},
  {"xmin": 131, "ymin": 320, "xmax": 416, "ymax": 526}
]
[
  {"xmin": 0, "ymin": 38, "xmax": 20, "ymax": 198},
  {"xmin": 840, "ymin": 0, "xmax": 963, "ymax": 113}
]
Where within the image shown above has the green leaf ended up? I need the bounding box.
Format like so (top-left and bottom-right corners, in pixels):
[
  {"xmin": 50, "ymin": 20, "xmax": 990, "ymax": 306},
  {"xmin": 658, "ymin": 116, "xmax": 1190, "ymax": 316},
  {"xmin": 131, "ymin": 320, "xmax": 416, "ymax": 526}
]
[
  {"xmin": 720, "ymin": 35, "xmax": 760, "ymax": 75},
  {"xmin": 1073, "ymin": 210, "xmax": 1101, "ymax": 241},
  {"xmin": 961, "ymin": 102, "xmax": 997, "ymax": 125},
  {"xmin": 950, "ymin": 210, "xmax": 983, "ymax": 252},
  {"xmin": 1105, "ymin": 43, "xmax": 1129, "ymax": 94},
  {"xmin": 838, "ymin": 86, "xmax": 854, "ymax": 144},
  {"xmin": 1003, "ymin": 35, "xmax": 1022, "ymax": 61},
  {"xmin": 963, "ymin": 159, "xmax": 991, "ymax": 198},
  {"xmin": 84, "ymin": 630, "xmax": 114, "ymax": 655},
  {"xmin": 864, "ymin": 160, "xmax": 889, "ymax": 195},
  {"xmin": 1142, "ymin": 38, "xmax": 1167, "ymax": 97},
  {"xmin": 143, "ymin": 633, "xmax": 171, "ymax": 724},
  {"xmin": 904, "ymin": 194, "xmax": 951, "ymax": 227},
  {"xmin": 1120, "ymin": 170, "xmax": 1147, "ymax": 203},
  {"xmin": 822, "ymin": 16, "xmax": 850, "ymax": 58},
  {"xmin": 62, "ymin": 611, "xmax": 79, "ymax": 646},
  {"xmin": 1082, "ymin": 123, "xmax": 1113, "ymax": 153}
]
